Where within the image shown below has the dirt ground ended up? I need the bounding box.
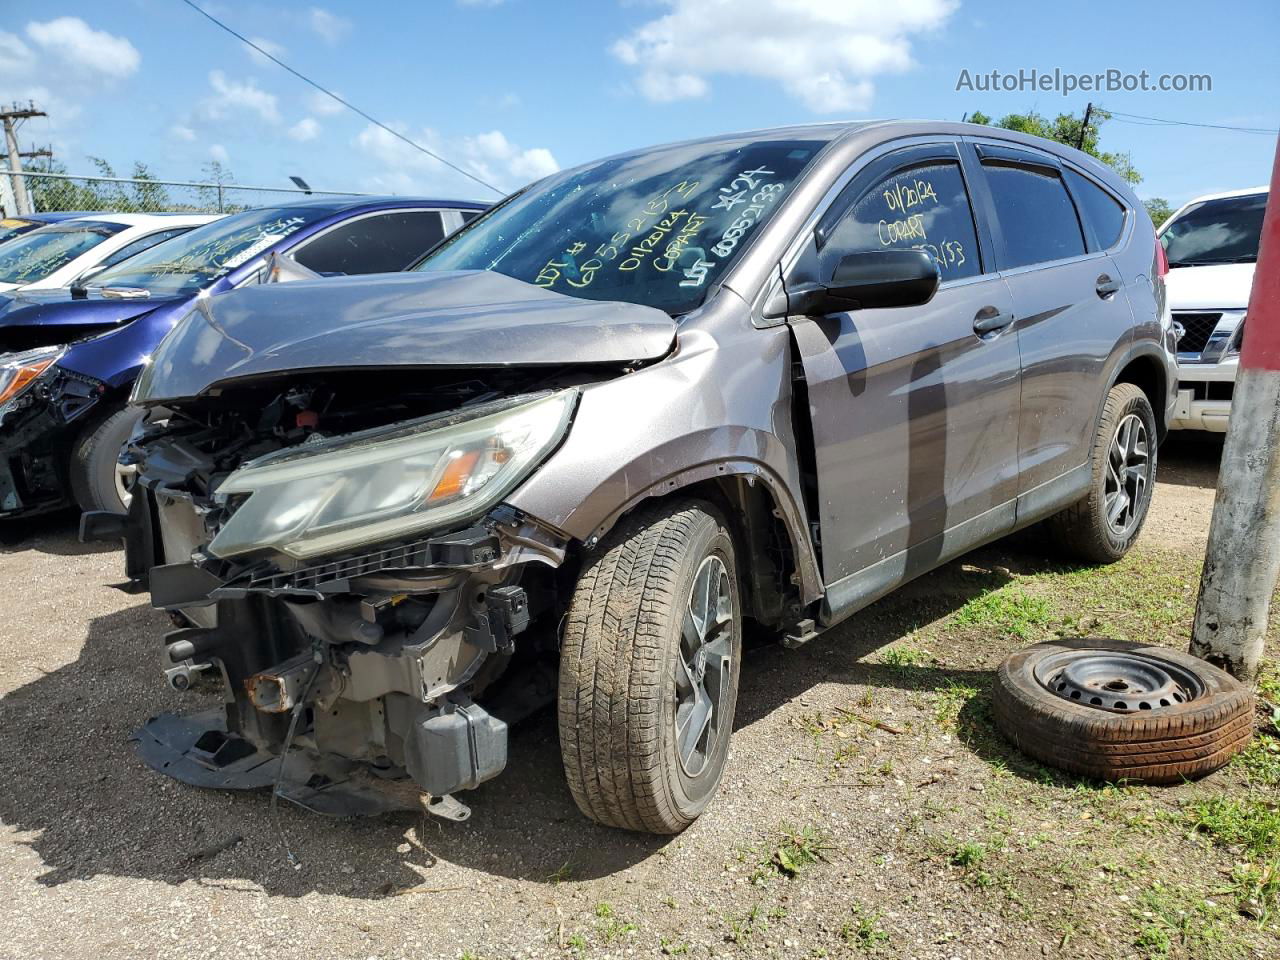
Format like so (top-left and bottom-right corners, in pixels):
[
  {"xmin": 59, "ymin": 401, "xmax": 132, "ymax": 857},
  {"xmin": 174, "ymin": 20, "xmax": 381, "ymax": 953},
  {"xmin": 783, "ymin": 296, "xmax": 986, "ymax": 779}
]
[{"xmin": 1, "ymin": 433, "xmax": 1276, "ymax": 960}]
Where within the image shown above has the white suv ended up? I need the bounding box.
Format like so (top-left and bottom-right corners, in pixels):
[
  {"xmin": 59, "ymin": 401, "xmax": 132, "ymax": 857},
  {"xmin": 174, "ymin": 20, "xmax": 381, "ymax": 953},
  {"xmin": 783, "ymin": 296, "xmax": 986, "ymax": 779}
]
[{"xmin": 1160, "ymin": 186, "xmax": 1266, "ymax": 432}]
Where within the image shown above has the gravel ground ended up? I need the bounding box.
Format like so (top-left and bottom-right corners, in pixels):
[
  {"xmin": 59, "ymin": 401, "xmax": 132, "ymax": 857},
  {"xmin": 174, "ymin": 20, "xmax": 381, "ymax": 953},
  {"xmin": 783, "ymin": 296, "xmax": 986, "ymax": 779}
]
[{"xmin": 0, "ymin": 434, "xmax": 1273, "ymax": 960}]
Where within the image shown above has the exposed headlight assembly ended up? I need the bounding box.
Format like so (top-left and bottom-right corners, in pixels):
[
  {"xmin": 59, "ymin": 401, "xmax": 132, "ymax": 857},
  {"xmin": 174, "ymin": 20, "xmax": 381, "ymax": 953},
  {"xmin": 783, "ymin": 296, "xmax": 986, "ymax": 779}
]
[
  {"xmin": 0, "ymin": 347, "xmax": 63, "ymax": 421},
  {"xmin": 208, "ymin": 390, "xmax": 576, "ymax": 561}
]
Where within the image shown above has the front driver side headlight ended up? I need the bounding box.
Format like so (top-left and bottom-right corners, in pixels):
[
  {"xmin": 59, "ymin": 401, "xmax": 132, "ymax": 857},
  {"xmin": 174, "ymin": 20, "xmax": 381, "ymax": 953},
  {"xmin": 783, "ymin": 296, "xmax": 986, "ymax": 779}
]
[
  {"xmin": 208, "ymin": 390, "xmax": 576, "ymax": 561},
  {"xmin": 0, "ymin": 347, "xmax": 63, "ymax": 420}
]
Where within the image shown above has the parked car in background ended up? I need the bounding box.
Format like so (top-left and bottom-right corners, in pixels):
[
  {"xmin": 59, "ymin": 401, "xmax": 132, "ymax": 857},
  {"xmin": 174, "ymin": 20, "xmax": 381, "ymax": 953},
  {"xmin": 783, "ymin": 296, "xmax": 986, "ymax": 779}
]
[
  {"xmin": 0, "ymin": 213, "xmax": 220, "ymax": 293},
  {"xmin": 0, "ymin": 196, "xmax": 484, "ymax": 519},
  {"xmin": 1159, "ymin": 186, "xmax": 1267, "ymax": 432},
  {"xmin": 104, "ymin": 121, "xmax": 1175, "ymax": 834},
  {"xmin": 0, "ymin": 211, "xmax": 105, "ymax": 245}
]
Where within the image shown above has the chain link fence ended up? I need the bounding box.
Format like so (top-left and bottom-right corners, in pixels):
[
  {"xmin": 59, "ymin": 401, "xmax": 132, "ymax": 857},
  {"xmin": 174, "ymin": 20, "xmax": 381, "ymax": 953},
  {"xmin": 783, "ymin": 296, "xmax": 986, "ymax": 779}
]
[{"xmin": 1, "ymin": 170, "xmax": 368, "ymax": 217}]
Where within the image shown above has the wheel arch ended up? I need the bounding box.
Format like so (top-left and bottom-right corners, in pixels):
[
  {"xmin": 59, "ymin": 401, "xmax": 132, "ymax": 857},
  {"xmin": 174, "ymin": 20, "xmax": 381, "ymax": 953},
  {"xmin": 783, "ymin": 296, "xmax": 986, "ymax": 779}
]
[
  {"xmin": 1106, "ymin": 344, "xmax": 1173, "ymax": 441},
  {"xmin": 580, "ymin": 460, "xmax": 824, "ymax": 623}
]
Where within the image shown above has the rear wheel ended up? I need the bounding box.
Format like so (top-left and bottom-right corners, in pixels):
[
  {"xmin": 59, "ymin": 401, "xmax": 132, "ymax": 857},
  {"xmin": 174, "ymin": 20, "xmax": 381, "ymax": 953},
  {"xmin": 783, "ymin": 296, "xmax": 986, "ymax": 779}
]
[
  {"xmin": 1047, "ymin": 383, "xmax": 1157, "ymax": 563},
  {"xmin": 558, "ymin": 500, "xmax": 742, "ymax": 834},
  {"xmin": 69, "ymin": 405, "xmax": 144, "ymax": 514}
]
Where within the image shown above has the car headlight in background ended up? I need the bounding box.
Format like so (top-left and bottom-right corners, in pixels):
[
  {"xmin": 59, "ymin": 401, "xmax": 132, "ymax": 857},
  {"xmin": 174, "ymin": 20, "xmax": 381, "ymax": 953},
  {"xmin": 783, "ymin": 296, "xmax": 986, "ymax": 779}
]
[
  {"xmin": 1226, "ymin": 316, "xmax": 1246, "ymax": 358},
  {"xmin": 207, "ymin": 390, "xmax": 577, "ymax": 561},
  {"xmin": 0, "ymin": 347, "xmax": 63, "ymax": 418}
]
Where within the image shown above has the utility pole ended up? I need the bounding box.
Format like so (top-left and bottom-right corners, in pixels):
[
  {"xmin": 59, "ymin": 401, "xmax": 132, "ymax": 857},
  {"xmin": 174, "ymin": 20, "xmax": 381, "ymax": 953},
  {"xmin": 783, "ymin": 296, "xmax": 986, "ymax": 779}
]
[
  {"xmin": 1190, "ymin": 136, "xmax": 1280, "ymax": 680},
  {"xmin": 0, "ymin": 102, "xmax": 47, "ymax": 215},
  {"xmin": 1076, "ymin": 102, "xmax": 1093, "ymax": 151}
]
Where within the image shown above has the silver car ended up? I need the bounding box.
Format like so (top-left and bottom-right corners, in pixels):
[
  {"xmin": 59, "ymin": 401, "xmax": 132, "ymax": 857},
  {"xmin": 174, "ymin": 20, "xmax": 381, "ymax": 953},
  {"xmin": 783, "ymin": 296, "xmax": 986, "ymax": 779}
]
[{"xmin": 95, "ymin": 120, "xmax": 1176, "ymax": 834}]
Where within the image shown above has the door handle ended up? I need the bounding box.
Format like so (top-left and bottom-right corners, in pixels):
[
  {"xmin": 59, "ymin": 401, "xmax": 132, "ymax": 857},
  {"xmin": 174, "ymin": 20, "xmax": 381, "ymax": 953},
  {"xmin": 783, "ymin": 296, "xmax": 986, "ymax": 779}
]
[
  {"xmin": 973, "ymin": 306, "xmax": 1014, "ymax": 335},
  {"xmin": 1096, "ymin": 274, "xmax": 1121, "ymax": 298}
]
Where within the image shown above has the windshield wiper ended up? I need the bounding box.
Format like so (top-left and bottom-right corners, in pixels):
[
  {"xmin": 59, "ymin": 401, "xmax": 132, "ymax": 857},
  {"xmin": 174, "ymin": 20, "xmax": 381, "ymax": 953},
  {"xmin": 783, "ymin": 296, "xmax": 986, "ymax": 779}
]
[{"xmin": 1167, "ymin": 256, "xmax": 1258, "ymax": 268}]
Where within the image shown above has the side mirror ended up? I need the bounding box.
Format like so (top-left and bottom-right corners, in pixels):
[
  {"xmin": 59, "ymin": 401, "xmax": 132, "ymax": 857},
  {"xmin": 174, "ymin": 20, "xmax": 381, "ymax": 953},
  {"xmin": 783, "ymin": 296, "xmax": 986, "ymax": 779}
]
[{"xmin": 788, "ymin": 249, "xmax": 941, "ymax": 316}]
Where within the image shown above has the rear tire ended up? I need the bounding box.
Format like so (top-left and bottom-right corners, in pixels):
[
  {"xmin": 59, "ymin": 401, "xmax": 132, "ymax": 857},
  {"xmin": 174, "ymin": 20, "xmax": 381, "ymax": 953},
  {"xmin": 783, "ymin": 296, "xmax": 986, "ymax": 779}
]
[
  {"xmin": 1047, "ymin": 383, "xmax": 1157, "ymax": 564},
  {"xmin": 69, "ymin": 405, "xmax": 144, "ymax": 514},
  {"xmin": 558, "ymin": 500, "xmax": 742, "ymax": 834}
]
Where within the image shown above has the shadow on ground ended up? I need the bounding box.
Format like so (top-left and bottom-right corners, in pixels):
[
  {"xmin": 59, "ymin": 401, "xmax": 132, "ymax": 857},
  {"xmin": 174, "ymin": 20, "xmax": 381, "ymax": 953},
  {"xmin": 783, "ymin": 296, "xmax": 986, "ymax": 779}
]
[
  {"xmin": 0, "ymin": 507, "xmax": 117, "ymax": 557},
  {"xmin": 0, "ymin": 539, "xmax": 1073, "ymax": 898}
]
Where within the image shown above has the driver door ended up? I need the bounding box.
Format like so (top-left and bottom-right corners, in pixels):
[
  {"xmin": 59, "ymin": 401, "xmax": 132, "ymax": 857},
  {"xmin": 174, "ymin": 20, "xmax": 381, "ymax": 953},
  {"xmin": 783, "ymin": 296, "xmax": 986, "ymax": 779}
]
[{"xmin": 784, "ymin": 142, "xmax": 1022, "ymax": 610}]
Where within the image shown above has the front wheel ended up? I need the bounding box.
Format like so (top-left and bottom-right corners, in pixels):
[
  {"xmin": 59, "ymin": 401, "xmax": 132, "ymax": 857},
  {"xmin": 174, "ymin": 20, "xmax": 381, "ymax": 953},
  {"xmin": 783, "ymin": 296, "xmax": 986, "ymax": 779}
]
[
  {"xmin": 69, "ymin": 405, "xmax": 144, "ymax": 514},
  {"xmin": 558, "ymin": 500, "xmax": 742, "ymax": 834},
  {"xmin": 1047, "ymin": 383, "xmax": 1157, "ymax": 564}
]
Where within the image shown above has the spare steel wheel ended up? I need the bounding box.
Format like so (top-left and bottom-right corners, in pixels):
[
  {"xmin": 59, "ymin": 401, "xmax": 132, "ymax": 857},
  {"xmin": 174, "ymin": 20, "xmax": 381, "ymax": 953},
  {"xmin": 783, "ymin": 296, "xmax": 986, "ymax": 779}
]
[{"xmin": 993, "ymin": 637, "xmax": 1254, "ymax": 784}]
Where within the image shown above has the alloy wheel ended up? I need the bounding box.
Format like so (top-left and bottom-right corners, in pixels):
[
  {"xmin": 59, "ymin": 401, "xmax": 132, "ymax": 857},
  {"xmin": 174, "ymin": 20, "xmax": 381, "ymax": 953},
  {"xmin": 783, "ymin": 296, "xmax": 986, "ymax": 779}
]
[
  {"xmin": 675, "ymin": 554, "xmax": 734, "ymax": 778},
  {"xmin": 1104, "ymin": 413, "xmax": 1150, "ymax": 537}
]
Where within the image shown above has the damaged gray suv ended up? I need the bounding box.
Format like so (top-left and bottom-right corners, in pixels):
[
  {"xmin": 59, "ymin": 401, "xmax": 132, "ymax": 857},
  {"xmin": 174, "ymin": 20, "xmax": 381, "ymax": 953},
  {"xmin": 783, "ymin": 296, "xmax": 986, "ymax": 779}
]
[{"xmin": 93, "ymin": 121, "xmax": 1177, "ymax": 834}]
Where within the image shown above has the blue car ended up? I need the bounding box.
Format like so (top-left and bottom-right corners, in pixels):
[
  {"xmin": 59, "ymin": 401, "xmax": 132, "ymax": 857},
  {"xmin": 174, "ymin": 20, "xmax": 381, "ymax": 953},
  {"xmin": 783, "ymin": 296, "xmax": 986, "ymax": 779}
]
[{"xmin": 0, "ymin": 196, "xmax": 484, "ymax": 518}]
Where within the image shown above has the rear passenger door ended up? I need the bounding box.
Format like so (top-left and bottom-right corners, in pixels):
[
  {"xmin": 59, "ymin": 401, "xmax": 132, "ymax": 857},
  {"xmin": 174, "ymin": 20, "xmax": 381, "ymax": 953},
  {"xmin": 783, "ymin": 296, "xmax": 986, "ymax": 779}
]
[
  {"xmin": 785, "ymin": 142, "xmax": 1021, "ymax": 593},
  {"xmin": 967, "ymin": 142, "xmax": 1134, "ymax": 505},
  {"xmin": 289, "ymin": 209, "xmax": 448, "ymax": 275}
]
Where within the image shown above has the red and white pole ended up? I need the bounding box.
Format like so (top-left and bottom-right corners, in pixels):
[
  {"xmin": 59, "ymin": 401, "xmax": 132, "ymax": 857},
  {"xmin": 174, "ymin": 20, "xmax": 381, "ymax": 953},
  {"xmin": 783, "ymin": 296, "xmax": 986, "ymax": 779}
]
[{"xmin": 1190, "ymin": 136, "xmax": 1280, "ymax": 680}]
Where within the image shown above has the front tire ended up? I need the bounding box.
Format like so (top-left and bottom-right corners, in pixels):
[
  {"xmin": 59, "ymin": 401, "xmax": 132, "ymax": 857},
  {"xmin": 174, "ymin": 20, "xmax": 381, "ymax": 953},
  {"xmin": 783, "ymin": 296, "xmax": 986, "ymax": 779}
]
[
  {"xmin": 69, "ymin": 405, "xmax": 144, "ymax": 514},
  {"xmin": 558, "ymin": 500, "xmax": 742, "ymax": 834},
  {"xmin": 1047, "ymin": 383, "xmax": 1157, "ymax": 564}
]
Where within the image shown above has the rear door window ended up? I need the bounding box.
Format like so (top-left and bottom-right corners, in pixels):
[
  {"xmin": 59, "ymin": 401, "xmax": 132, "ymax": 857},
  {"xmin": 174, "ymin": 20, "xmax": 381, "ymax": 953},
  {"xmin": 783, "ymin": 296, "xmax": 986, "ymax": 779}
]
[
  {"xmin": 982, "ymin": 161, "xmax": 1086, "ymax": 268},
  {"xmin": 292, "ymin": 210, "xmax": 446, "ymax": 275},
  {"xmin": 822, "ymin": 159, "xmax": 982, "ymax": 280},
  {"xmin": 1064, "ymin": 169, "xmax": 1126, "ymax": 250}
]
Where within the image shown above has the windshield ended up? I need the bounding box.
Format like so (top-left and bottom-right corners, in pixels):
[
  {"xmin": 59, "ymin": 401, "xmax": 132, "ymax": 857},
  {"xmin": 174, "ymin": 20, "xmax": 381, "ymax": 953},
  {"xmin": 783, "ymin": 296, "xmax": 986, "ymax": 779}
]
[
  {"xmin": 1160, "ymin": 192, "xmax": 1266, "ymax": 266},
  {"xmin": 86, "ymin": 206, "xmax": 325, "ymax": 296},
  {"xmin": 417, "ymin": 137, "xmax": 828, "ymax": 314},
  {"xmin": 0, "ymin": 221, "xmax": 123, "ymax": 285}
]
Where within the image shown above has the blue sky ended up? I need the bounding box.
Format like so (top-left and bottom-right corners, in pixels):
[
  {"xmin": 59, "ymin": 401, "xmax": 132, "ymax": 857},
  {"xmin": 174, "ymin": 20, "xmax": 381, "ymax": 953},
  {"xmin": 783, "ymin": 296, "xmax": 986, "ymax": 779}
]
[{"xmin": 2, "ymin": 0, "xmax": 1276, "ymax": 207}]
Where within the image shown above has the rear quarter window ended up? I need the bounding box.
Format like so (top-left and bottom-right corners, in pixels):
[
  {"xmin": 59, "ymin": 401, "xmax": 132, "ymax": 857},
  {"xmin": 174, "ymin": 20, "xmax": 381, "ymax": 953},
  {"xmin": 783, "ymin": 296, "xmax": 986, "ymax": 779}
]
[
  {"xmin": 983, "ymin": 162, "xmax": 1087, "ymax": 269},
  {"xmin": 1065, "ymin": 169, "xmax": 1127, "ymax": 249}
]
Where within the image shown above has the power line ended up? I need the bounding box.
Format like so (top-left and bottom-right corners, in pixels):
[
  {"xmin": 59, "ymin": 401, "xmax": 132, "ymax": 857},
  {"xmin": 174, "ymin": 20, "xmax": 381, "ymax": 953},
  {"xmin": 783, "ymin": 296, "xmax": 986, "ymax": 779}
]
[
  {"xmin": 176, "ymin": 0, "xmax": 503, "ymax": 196},
  {"xmin": 1102, "ymin": 107, "xmax": 1278, "ymax": 136}
]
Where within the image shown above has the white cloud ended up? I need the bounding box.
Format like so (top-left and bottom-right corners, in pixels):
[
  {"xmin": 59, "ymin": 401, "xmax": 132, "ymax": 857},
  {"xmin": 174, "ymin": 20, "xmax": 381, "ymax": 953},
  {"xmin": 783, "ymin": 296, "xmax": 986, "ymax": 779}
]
[
  {"xmin": 0, "ymin": 32, "xmax": 37, "ymax": 75},
  {"xmin": 355, "ymin": 123, "xmax": 558, "ymax": 194},
  {"xmin": 170, "ymin": 124, "xmax": 197, "ymax": 142},
  {"xmin": 246, "ymin": 35, "xmax": 285, "ymax": 67},
  {"xmin": 612, "ymin": 0, "xmax": 956, "ymax": 113},
  {"xmin": 308, "ymin": 8, "xmax": 351, "ymax": 44},
  {"xmin": 25, "ymin": 16, "xmax": 140, "ymax": 79},
  {"xmin": 209, "ymin": 144, "xmax": 230, "ymax": 165},
  {"xmin": 288, "ymin": 117, "xmax": 321, "ymax": 141},
  {"xmin": 306, "ymin": 89, "xmax": 344, "ymax": 116},
  {"xmin": 200, "ymin": 70, "xmax": 281, "ymax": 125}
]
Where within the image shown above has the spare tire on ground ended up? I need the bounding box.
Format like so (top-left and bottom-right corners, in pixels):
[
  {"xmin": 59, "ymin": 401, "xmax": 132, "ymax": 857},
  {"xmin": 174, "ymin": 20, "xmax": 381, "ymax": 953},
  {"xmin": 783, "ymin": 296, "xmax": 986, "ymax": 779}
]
[{"xmin": 993, "ymin": 637, "xmax": 1254, "ymax": 784}]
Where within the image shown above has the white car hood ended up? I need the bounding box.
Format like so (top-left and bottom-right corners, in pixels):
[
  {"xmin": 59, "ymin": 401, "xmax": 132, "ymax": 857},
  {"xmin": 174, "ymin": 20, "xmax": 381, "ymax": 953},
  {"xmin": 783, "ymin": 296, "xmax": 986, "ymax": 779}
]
[{"xmin": 1165, "ymin": 262, "xmax": 1254, "ymax": 311}]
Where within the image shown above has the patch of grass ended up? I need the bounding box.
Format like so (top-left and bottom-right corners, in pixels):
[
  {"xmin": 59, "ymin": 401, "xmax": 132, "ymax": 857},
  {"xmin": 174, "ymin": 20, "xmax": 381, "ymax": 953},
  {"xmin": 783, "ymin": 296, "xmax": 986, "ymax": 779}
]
[
  {"xmin": 1231, "ymin": 736, "xmax": 1280, "ymax": 787},
  {"xmin": 932, "ymin": 679, "xmax": 979, "ymax": 728},
  {"xmin": 565, "ymin": 932, "xmax": 587, "ymax": 956},
  {"xmin": 659, "ymin": 936, "xmax": 691, "ymax": 956},
  {"xmin": 840, "ymin": 904, "xmax": 891, "ymax": 953},
  {"xmin": 594, "ymin": 902, "xmax": 637, "ymax": 943},
  {"xmin": 1185, "ymin": 794, "xmax": 1280, "ymax": 857},
  {"xmin": 546, "ymin": 860, "xmax": 573, "ymax": 883},
  {"xmin": 725, "ymin": 903, "xmax": 772, "ymax": 945},
  {"xmin": 953, "ymin": 588, "xmax": 1051, "ymax": 639},
  {"xmin": 1222, "ymin": 859, "xmax": 1280, "ymax": 927},
  {"xmin": 769, "ymin": 823, "xmax": 833, "ymax": 878},
  {"xmin": 881, "ymin": 644, "xmax": 927, "ymax": 669},
  {"xmin": 951, "ymin": 841, "xmax": 988, "ymax": 868},
  {"xmin": 1131, "ymin": 883, "xmax": 1230, "ymax": 958}
]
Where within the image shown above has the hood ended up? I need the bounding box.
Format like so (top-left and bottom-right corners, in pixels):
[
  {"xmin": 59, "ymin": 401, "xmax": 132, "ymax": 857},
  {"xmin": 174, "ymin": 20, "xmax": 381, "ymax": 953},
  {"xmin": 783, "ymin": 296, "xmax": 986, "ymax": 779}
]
[
  {"xmin": 1164, "ymin": 262, "xmax": 1255, "ymax": 311},
  {"xmin": 0, "ymin": 287, "xmax": 170, "ymax": 329},
  {"xmin": 135, "ymin": 270, "xmax": 678, "ymax": 402}
]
